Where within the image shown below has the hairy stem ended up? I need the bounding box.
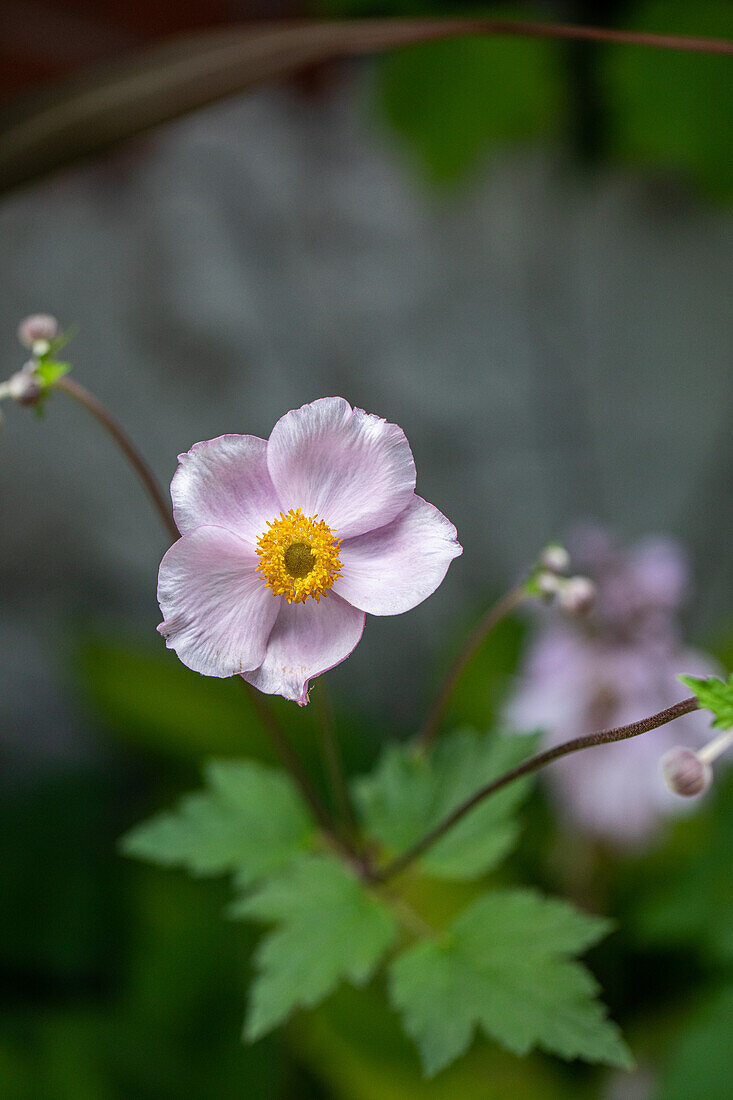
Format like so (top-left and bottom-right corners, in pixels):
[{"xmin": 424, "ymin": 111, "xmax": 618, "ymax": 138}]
[
  {"xmin": 54, "ymin": 375, "xmax": 179, "ymax": 543},
  {"xmin": 418, "ymin": 584, "xmax": 527, "ymax": 751},
  {"xmin": 313, "ymin": 680, "xmax": 359, "ymax": 841},
  {"xmin": 377, "ymin": 696, "xmax": 698, "ymax": 883},
  {"xmin": 243, "ymin": 680, "xmax": 369, "ymax": 874}
]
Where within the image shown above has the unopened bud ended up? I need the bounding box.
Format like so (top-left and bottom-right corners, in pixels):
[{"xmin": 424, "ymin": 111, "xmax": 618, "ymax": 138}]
[
  {"xmin": 6, "ymin": 369, "xmax": 42, "ymax": 406},
  {"xmin": 559, "ymin": 576, "xmax": 596, "ymax": 615},
  {"xmin": 18, "ymin": 313, "xmax": 58, "ymax": 349},
  {"xmin": 660, "ymin": 747, "xmax": 712, "ymax": 798},
  {"xmin": 536, "ymin": 571, "xmax": 562, "ymax": 599},
  {"xmin": 539, "ymin": 544, "xmax": 570, "ymax": 574}
]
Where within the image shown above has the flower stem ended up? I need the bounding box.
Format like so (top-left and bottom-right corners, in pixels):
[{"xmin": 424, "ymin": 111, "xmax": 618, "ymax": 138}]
[
  {"xmin": 417, "ymin": 584, "xmax": 527, "ymax": 752},
  {"xmin": 313, "ymin": 680, "xmax": 359, "ymax": 842},
  {"xmin": 376, "ymin": 696, "xmax": 699, "ymax": 883},
  {"xmin": 243, "ymin": 680, "xmax": 370, "ymax": 875},
  {"xmin": 54, "ymin": 375, "xmax": 179, "ymax": 543}
]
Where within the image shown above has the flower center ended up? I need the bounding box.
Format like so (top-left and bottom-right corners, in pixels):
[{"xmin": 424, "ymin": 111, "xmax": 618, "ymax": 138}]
[{"xmin": 255, "ymin": 508, "xmax": 342, "ymax": 604}]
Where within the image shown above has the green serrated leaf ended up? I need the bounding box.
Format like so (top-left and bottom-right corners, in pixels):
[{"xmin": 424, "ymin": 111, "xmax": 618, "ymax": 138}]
[
  {"xmin": 678, "ymin": 674, "xmax": 733, "ymax": 730},
  {"xmin": 389, "ymin": 888, "xmax": 631, "ymax": 1078},
  {"xmin": 36, "ymin": 360, "xmax": 71, "ymax": 387},
  {"xmin": 354, "ymin": 729, "xmax": 540, "ymax": 880},
  {"xmin": 233, "ymin": 854, "xmax": 397, "ymax": 1041},
  {"xmin": 120, "ymin": 759, "xmax": 314, "ymax": 885}
]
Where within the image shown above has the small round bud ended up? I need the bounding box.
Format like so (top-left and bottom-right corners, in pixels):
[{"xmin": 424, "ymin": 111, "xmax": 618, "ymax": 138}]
[
  {"xmin": 536, "ymin": 571, "xmax": 562, "ymax": 599},
  {"xmin": 7, "ymin": 369, "xmax": 42, "ymax": 406},
  {"xmin": 559, "ymin": 576, "xmax": 596, "ymax": 615},
  {"xmin": 539, "ymin": 544, "xmax": 570, "ymax": 574},
  {"xmin": 18, "ymin": 313, "xmax": 58, "ymax": 349},
  {"xmin": 660, "ymin": 747, "xmax": 712, "ymax": 798}
]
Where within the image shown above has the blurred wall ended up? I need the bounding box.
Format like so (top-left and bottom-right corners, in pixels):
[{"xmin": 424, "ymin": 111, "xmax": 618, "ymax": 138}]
[{"xmin": 1, "ymin": 69, "xmax": 731, "ymax": 758}]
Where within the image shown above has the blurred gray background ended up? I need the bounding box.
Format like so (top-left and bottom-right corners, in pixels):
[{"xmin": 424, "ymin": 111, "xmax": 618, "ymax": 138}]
[{"xmin": 1, "ymin": 68, "xmax": 732, "ymax": 761}]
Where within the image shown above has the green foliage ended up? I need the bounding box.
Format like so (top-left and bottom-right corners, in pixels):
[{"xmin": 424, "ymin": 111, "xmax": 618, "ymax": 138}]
[
  {"xmin": 631, "ymin": 774, "xmax": 733, "ymax": 963},
  {"xmin": 295, "ymin": 982, "xmax": 572, "ymax": 1100},
  {"xmin": 354, "ymin": 729, "xmax": 540, "ymax": 879},
  {"xmin": 603, "ymin": 0, "xmax": 733, "ymax": 200},
  {"xmin": 679, "ymin": 673, "xmax": 733, "ymax": 730},
  {"xmin": 656, "ymin": 985, "xmax": 733, "ymax": 1100},
  {"xmin": 36, "ymin": 359, "xmax": 70, "ymax": 387},
  {"xmin": 389, "ymin": 889, "xmax": 632, "ymax": 1077},
  {"xmin": 377, "ymin": 14, "xmax": 564, "ymax": 184},
  {"xmin": 121, "ymin": 759, "xmax": 314, "ymax": 886},
  {"xmin": 232, "ymin": 854, "xmax": 398, "ymax": 1040},
  {"xmin": 79, "ymin": 638, "xmax": 275, "ymax": 760}
]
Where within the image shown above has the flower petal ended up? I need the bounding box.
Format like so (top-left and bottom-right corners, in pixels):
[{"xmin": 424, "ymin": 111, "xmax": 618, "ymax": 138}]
[
  {"xmin": 266, "ymin": 397, "xmax": 416, "ymax": 539},
  {"xmin": 171, "ymin": 435, "xmax": 282, "ymax": 542},
  {"xmin": 157, "ymin": 526, "xmax": 280, "ymax": 677},
  {"xmin": 333, "ymin": 495, "xmax": 462, "ymax": 615},
  {"xmin": 242, "ymin": 593, "xmax": 365, "ymax": 704}
]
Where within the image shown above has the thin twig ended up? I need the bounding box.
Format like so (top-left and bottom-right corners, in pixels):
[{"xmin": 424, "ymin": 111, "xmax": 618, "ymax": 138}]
[
  {"xmin": 377, "ymin": 696, "xmax": 698, "ymax": 883},
  {"xmin": 54, "ymin": 375, "xmax": 179, "ymax": 543},
  {"xmin": 313, "ymin": 680, "xmax": 359, "ymax": 840},
  {"xmin": 417, "ymin": 584, "xmax": 527, "ymax": 751}
]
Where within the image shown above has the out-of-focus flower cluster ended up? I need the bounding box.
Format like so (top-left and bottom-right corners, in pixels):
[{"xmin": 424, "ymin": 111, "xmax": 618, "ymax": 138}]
[{"xmin": 506, "ymin": 526, "xmax": 720, "ymax": 847}]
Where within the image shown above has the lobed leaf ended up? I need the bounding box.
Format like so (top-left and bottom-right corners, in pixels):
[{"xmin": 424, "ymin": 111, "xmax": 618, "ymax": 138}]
[
  {"xmin": 678, "ymin": 673, "xmax": 733, "ymax": 730},
  {"xmin": 354, "ymin": 728, "xmax": 540, "ymax": 880},
  {"xmin": 232, "ymin": 854, "xmax": 398, "ymax": 1040},
  {"xmin": 389, "ymin": 888, "xmax": 632, "ymax": 1077},
  {"xmin": 120, "ymin": 759, "xmax": 313, "ymax": 886}
]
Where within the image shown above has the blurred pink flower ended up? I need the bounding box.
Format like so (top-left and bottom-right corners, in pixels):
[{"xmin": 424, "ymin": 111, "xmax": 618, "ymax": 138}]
[
  {"xmin": 505, "ymin": 527, "xmax": 719, "ymax": 846},
  {"xmin": 158, "ymin": 397, "xmax": 461, "ymax": 703}
]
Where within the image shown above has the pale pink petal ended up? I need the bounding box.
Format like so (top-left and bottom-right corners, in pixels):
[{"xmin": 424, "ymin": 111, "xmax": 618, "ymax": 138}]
[
  {"xmin": 242, "ymin": 593, "xmax": 365, "ymax": 704},
  {"xmin": 171, "ymin": 435, "xmax": 282, "ymax": 543},
  {"xmin": 266, "ymin": 397, "xmax": 416, "ymax": 539},
  {"xmin": 333, "ymin": 495, "xmax": 462, "ymax": 615},
  {"xmin": 157, "ymin": 526, "xmax": 280, "ymax": 677}
]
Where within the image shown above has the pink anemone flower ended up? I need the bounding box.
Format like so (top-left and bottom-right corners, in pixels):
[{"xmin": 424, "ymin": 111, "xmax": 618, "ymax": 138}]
[{"xmin": 157, "ymin": 397, "xmax": 462, "ymax": 703}]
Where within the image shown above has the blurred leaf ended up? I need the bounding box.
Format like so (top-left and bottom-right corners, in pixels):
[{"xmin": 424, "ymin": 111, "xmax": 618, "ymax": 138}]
[
  {"xmin": 78, "ymin": 638, "xmax": 273, "ymax": 761},
  {"xmin": 656, "ymin": 985, "xmax": 733, "ymax": 1100},
  {"xmin": 630, "ymin": 774, "xmax": 733, "ymax": 963},
  {"xmin": 121, "ymin": 758, "xmax": 314, "ymax": 886},
  {"xmin": 603, "ymin": 0, "xmax": 733, "ymax": 199},
  {"xmin": 389, "ymin": 888, "xmax": 631, "ymax": 1077},
  {"xmin": 679, "ymin": 673, "xmax": 733, "ymax": 730},
  {"xmin": 442, "ymin": 610, "xmax": 525, "ymax": 731},
  {"xmin": 377, "ymin": 13, "xmax": 565, "ymax": 183},
  {"xmin": 233, "ymin": 854, "xmax": 398, "ymax": 1040},
  {"xmin": 354, "ymin": 728, "xmax": 540, "ymax": 880}
]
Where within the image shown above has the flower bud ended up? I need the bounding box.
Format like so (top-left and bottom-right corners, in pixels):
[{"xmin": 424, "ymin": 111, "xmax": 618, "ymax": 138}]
[
  {"xmin": 539, "ymin": 544, "xmax": 570, "ymax": 574},
  {"xmin": 6, "ymin": 369, "xmax": 42, "ymax": 406},
  {"xmin": 18, "ymin": 313, "xmax": 58, "ymax": 349},
  {"xmin": 559, "ymin": 576, "xmax": 596, "ymax": 615},
  {"xmin": 660, "ymin": 747, "xmax": 712, "ymax": 798},
  {"xmin": 536, "ymin": 571, "xmax": 562, "ymax": 599}
]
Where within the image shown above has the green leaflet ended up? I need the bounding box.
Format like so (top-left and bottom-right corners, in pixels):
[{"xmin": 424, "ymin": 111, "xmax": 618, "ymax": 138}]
[
  {"xmin": 679, "ymin": 673, "xmax": 733, "ymax": 731},
  {"xmin": 120, "ymin": 759, "xmax": 314, "ymax": 886},
  {"xmin": 232, "ymin": 854, "xmax": 398, "ymax": 1041},
  {"xmin": 389, "ymin": 888, "xmax": 632, "ymax": 1077},
  {"xmin": 354, "ymin": 729, "xmax": 540, "ymax": 880}
]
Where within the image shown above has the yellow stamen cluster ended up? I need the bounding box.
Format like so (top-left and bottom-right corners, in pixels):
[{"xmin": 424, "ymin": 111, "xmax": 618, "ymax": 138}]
[{"xmin": 256, "ymin": 508, "xmax": 342, "ymax": 604}]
